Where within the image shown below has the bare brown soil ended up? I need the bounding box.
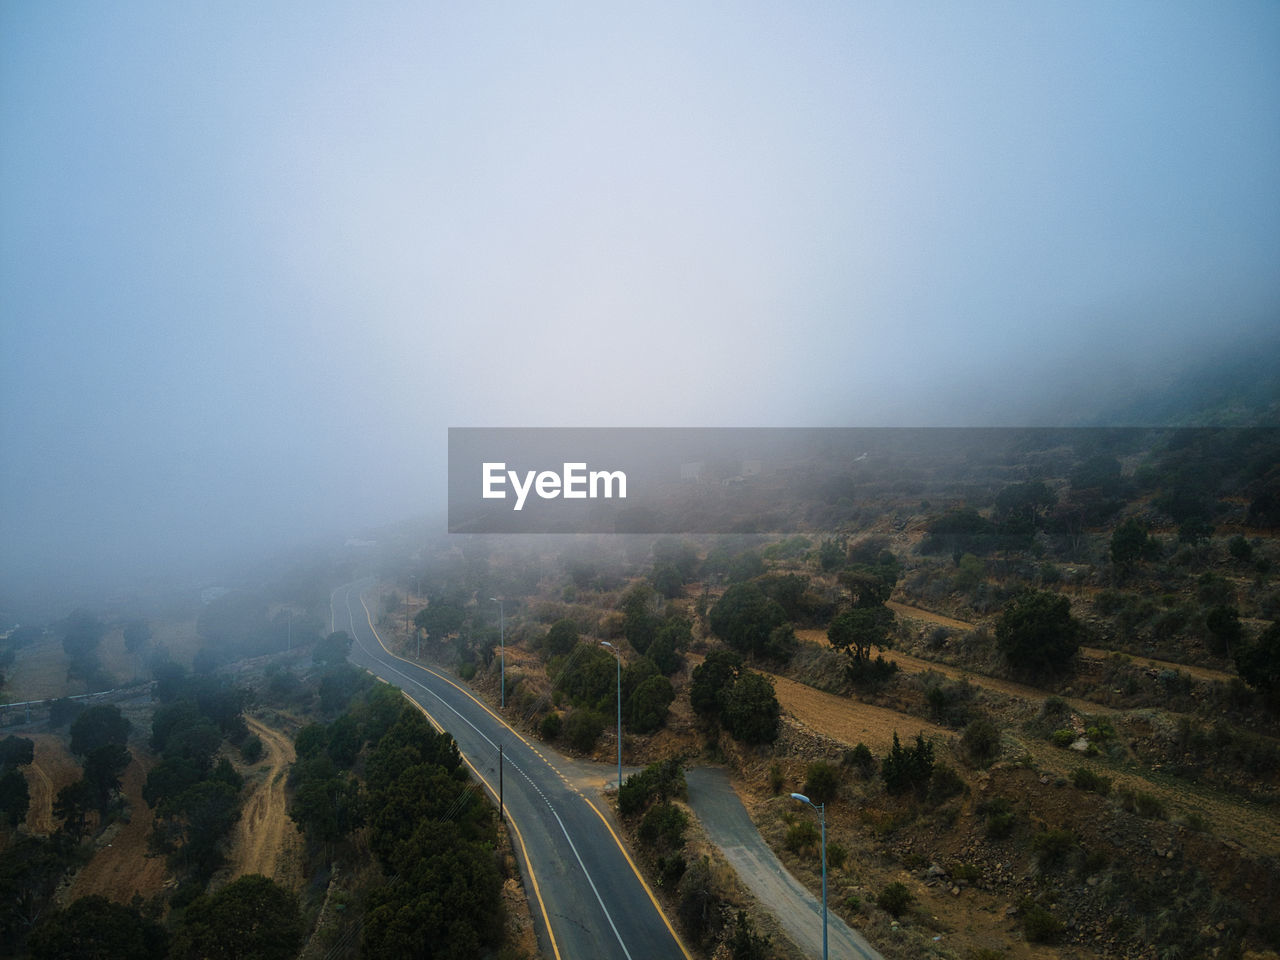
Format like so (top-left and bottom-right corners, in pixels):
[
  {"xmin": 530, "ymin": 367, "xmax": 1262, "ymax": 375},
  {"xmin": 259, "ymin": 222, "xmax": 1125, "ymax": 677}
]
[
  {"xmin": 766, "ymin": 671, "xmax": 952, "ymax": 754},
  {"xmin": 64, "ymin": 750, "xmax": 170, "ymax": 904},
  {"xmin": 227, "ymin": 716, "xmax": 304, "ymax": 890},
  {"xmin": 24, "ymin": 734, "xmax": 80, "ymax": 835},
  {"xmin": 4, "ymin": 637, "xmax": 74, "ymax": 702}
]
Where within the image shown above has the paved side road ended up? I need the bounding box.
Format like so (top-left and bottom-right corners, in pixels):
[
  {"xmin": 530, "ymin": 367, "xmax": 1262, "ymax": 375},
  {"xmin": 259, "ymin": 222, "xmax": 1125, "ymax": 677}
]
[{"xmin": 685, "ymin": 767, "xmax": 884, "ymax": 960}]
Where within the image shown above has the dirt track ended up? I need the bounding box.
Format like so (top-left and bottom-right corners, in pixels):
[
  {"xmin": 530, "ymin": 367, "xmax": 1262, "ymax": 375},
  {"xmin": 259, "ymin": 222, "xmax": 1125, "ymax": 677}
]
[
  {"xmin": 888, "ymin": 599, "xmax": 1239, "ymax": 685},
  {"xmin": 24, "ymin": 735, "xmax": 78, "ymax": 835},
  {"xmin": 227, "ymin": 716, "xmax": 303, "ymax": 888},
  {"xmin": 64, "ymin": 751, "xmax": 169, "ymax": 904},
  {"xmin": 766, "ymin": 671, "xmax": 952, "ymax": 754}
]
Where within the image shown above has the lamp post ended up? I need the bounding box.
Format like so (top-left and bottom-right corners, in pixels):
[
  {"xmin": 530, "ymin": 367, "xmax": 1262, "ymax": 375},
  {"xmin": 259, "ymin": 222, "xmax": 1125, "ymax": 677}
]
[
  {"xmin": 490, "ymin": 597, "xmax": 505, "ymax": 708},
  {"xmin": 601, "ymin": 641, "xmax": 622, "ymax": 790},
  {"xmin": 790, "ymin": 792, "xmax": 827, "ymax": 960}
]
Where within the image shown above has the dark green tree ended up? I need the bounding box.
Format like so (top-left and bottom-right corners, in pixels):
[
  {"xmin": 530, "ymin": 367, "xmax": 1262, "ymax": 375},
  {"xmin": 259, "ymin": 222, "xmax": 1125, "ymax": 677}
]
[
  {"xmin": 414, "ymin": 598, "xmax": 466, "ymax": 643},
  {"xmin": 0, "ymin": 735, "xmax": 35, "ymax": 769},
  {"xmin": 620, "ymin": 580, "xmax": 660, "ymax": 655},
  {"xmin": 881, "ymin": 732, "xmax": 935, "ymax": 796},
  {"xmin": 361, "ymin": 822, "xmax": 503, "ymax": 960},
  {"xmin": 82, "ymin": 743, "xmax": 131, "ymax": 814},
  {"xmin": 1205, "ymin": 605, "xmax": 1243, "ymax": 658},
  {"xmin": 542, "ymin": 619, "xmax": 579, "ymax": 658},
  {"xmin": 0, "ymin": 769, "xmax": 30, "ymax": 827},
  {"xmin": 709, "ymin": 583, "xmax": 788, "ymax": 660},
  {"xmin": 29, "ymin": 895, "xmax": 167, "ymax": 960},
  {"xmin": 69, "ymin": 705, "xmax": 131, "ymax": 757},
  {"xmin": 996, "ymin": 591, "xmax": 1082, "ymax": 678},
  {"xmin": 122, "ymin": 620, "xmax": 152, "ymax": 654},
  {"xmin": 312, "ymin": 631, "xmax": 352, "ymax": 667},
  {"xmin": 720, "ymin": 672, "xmax": 780, "ymax": 745},
  {"xmin": 170, "ymin": 874, "xmax": 302, "ymax": 960},
  {"xmin": 827, "ymin": 607, "xmax": 894, "ymax": 665},
  {"xmin": 995, "ymin": 480, "xmax": 1057, "ymax": 531},
  {"xmin": 626, "ymin": 675, "xmax": 675, "ymax": 734},
  {"xmin": 1110, "ymin": 517, "xmax": 1159, "ymax": 572},
  {"xmin": 53, "ymin": 780, "xmax": 94, "ymax": 841},
  {"xmin": 1235, "ymin": 621, "xmax": 1280, "ymax": 711},
  {"xmin": 689, "ymin": 649, "xmax": 742, "ymax": 719}
]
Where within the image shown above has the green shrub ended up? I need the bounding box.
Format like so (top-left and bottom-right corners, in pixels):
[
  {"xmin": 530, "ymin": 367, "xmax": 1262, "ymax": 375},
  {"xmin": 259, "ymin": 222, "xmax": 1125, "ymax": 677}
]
[
  {"xmin": 539, "ymin": 712, "xmax": 562, "ymax": 741},
  {"xmin": 1031, "ymin": 829, "xmax": 1076, "ymax": 871},
  {"xmin": 1134, "ymin": 791, "xmax": 1167, "ymax": 820},
  {"xmin": 842, "ymin": 743, "xmax": 876, "ymax": 775},
  {"xmin": 1071, "ymin": 766, "xmax": 1112, "ymax": 796},
  {"xmin": 785, "ymin": 819, "xmax": 820, "ymax": 855},
  {"xmin": 877, "ymin": 881, "xmax": 914, "ymax": 919},
  {"xmin": 826, "ymin": 841, "xmax": 848, "ymax": 870},
  {"xmin": 458, "ymin": 661, "xmax": 477, "ymax": 681},
  {"xmin": 1051, "ymin": 728, "xmax": 1076, "ymax": 747},
  {"xmin": 563, "ymin": 708, "xmax": 606, "ymax": 753},
  {"xmin": 1019, "ymin": 898, "xmax": 1064, "ymax": 943},
  {"xmin": 239, "ymin": 735, "xmax": 263, "ymax": 764},
  {"xmin": 768, "ymin": 763, "xmax": 784, "ymax": 795},
  {"xmin": 618, "ymin": 759, "xmax": 685, "ymax": 817},
  {"xmin": 639, "ymin": 802, "xmax": 688, "ymax": 851},
  {"xmin": 657, "ymin": 853, "xmax": 686, "ymax": 889},
  {"xmin": 977, "ymin": 796, "xmax": 1016, "ymax": 838},
  {"xmin": 926, "ymin": 763, "xmax": 967, "ymax": 806},
  {"xmin": 960, "ymin": 717, "xmax": 1001, "ymax": 768},
  {"xmin": 881, "ymin": 732, "xmax": 934, "ymax": 795},
  {"xmin": 803, "ymin": 761, "xmax": 841, "ymax": 804}
]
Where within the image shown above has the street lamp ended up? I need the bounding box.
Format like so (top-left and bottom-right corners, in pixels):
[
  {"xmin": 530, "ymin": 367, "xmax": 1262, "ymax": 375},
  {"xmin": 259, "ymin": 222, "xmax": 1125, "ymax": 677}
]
[
  {"xmin": 601, "ymin": 641, "xmax": 622, "ymax": 790},
  {"xmin": 790, "ymin": 792, "xmax": 828, "ymax": 960},
  {"xmin": 490, "ymin": 598, "xmax": 505, "ymax": 708}
]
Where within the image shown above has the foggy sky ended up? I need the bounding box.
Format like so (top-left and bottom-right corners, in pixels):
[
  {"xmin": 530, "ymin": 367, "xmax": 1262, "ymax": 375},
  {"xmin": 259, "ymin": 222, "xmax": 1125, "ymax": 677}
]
[{"xmin": 2, "ymin": 2, "xmax": 1278, "ymax": 615}]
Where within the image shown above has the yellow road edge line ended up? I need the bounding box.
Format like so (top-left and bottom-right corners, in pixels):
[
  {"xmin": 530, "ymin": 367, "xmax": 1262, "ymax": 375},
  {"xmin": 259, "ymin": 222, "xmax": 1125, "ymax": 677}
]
[
  {"xmin": 357, "ymin": 587, "xmax": 690, "ymax": 958},
  {"xmin": 357, "ymin": 592, "xmax": 562, "ymax": 960},
  {"xmin": 581, "ymin": 796, "xmax": 695, "ymax": 960}
]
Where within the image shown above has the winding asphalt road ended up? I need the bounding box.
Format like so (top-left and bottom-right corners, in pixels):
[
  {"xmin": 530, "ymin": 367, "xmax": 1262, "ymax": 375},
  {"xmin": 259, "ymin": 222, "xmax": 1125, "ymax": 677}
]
[{"xmin": 331, "ymin": 580, "xmax": 689, "ymax": 960}]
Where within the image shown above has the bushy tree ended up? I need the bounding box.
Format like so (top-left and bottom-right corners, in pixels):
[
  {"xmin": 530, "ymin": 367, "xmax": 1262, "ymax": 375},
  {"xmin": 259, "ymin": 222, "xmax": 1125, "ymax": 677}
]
[
  {"xmin": 689, "ymin": 649, "xmax": 742, "ymax": 718},
  {"xmin": 170, "ymin": 875, "xmax": 301, "ymax": 960},
  {"xmin": 960, "ymin": 717, "xmax": 1002, "ymax": 768},
  {"xmin": 881, "ymin": 732, "xmax": 934, "ymax": 795},
  {"xmin": 1110, "ymin": 518, "xmax": 1159, "ymax": 571},
  {"xmin": 620, "ymin": 581, "xmax": 661, "ymax": 654},
  {"xmin": 542, "ymin": 619, "xmax": 579, "ymax": 658},
  {"xmin": 69, "ymin": 705, "xmax": 131, "ymax": 757},
  {"xmin": 720, "ymin": 672, "xmax": 780, "ymax": 745},
  {"xmin": 803, "ymin": 761, "xmax": 840, "ymax": 804},
  {"xmin": 312, "ymin": 631, "xmax": 352, "ymax": 667},
  {"xmin": 29, "ymin": 895, "xmax": 168, "ymax": 960},
  {"xmin": 564, "ymin": 708, "xmax": 607, "ymax": 752},
  {"xmin": 709, "ymin": 583, "xmax": 788, "ymax": 660},
  {"xmin": 626, "ymin": 675, "xmax": 675, "ymax": 734},
  {"xmin": 0, "ymin": 769, "xmax": 30, "ymax": 827},
  {"xmin": 827, "ymin": 607, "xmax": 894, "ymax": 666},
  {"xmin": 996, "ymin": 591, "xmax": 1081, "ymax": 678},
  {"xmin": 1235, "ymin": 621, "xmax": 1280, "ymax": 711}
]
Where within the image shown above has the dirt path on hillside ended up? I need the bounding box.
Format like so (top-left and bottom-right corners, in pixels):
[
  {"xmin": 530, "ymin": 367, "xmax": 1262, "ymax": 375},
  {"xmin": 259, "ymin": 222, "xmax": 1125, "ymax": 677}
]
[
  {"xmin": 887, "ymin": 600, "xmax": 1239, "ymax": 685},
  {"xmin": 771, "ymin": 642, "xmax": 1280, "ymax": 857},
  {"xmin": 64, "ymin": 751, "xmax": 170, "ymax": 903},
  {"xmin": 793, "ymin": 628, "xmax": 1115, "ymax": 719},
  {"xmin": 766, "ymin": 672, "xmax": 953, "ymax": 753},
  {"xmin": 227, "ymin": 716, "xmax": 303, "ymax": 889},
  {"xmin": 24, "ymin": 735, "xmax": 80, "ymax": 835}
]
